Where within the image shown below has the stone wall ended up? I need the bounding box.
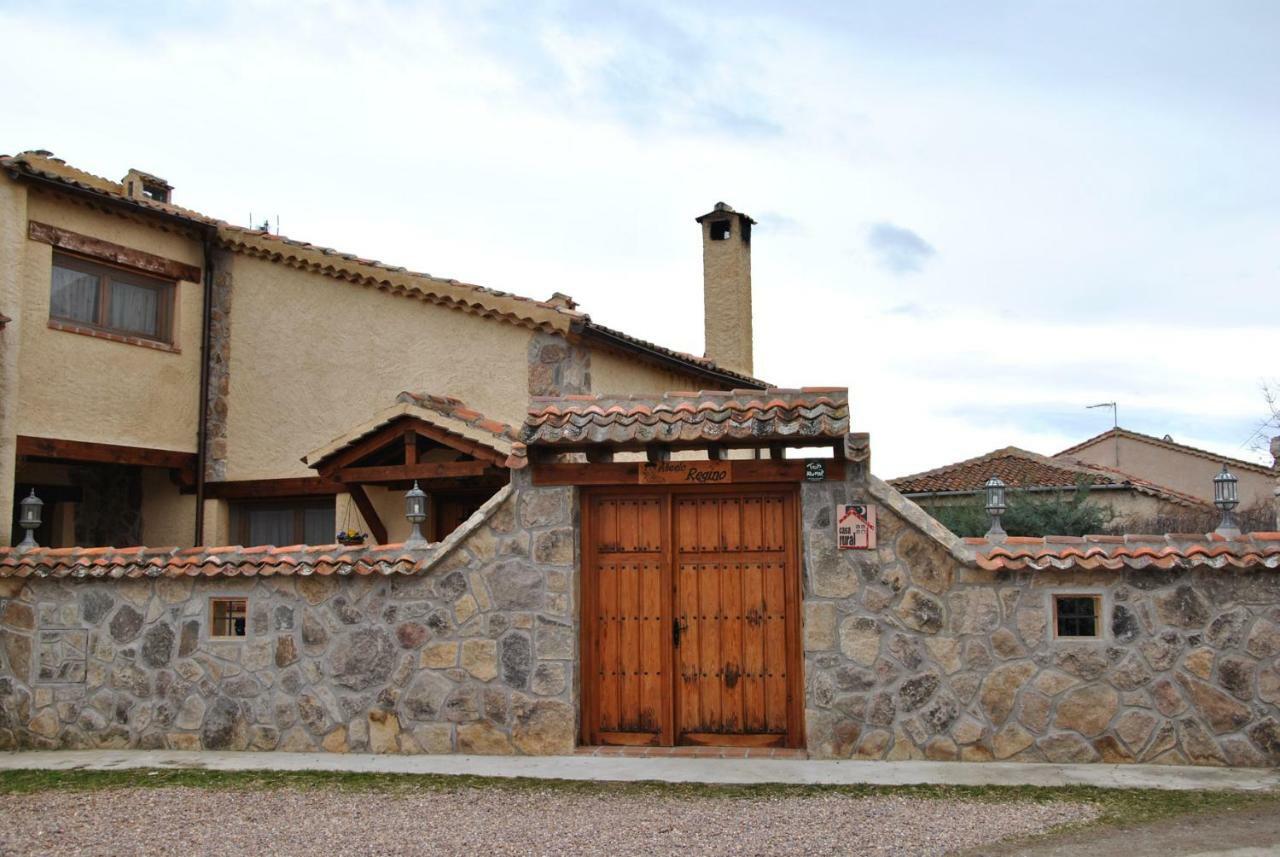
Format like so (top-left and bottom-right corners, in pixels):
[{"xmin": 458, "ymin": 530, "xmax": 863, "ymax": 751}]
[
  {"xmin": 801, "ymin": 475, "xmax": 1280, "ymax": 767},
  {"xmin": 527, "ymin": 332, "xmax": 590, "ymax": 397},
  {"xmin": 0, "ymin": 473, "xmax": 579, "ymax": 754}
]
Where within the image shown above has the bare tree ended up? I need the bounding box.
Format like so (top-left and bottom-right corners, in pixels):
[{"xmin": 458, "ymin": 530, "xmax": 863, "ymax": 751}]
[{"xmin": 1248, "ymin": 379, "xmax": 1280, "ymax": 457}]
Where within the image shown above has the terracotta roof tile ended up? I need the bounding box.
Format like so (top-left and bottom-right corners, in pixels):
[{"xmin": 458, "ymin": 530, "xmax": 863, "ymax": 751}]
[
  {"xmin": 0, "ymin": 542, "xmax": 433, "ymax": 580},
  {"xmin": 968, "ymin": 532, "xmax": 1280, "ymax": 572},
  {"xmin": 522, "ymin": 388, "xmax": 849, "ymax": 448},
  {"xmin": 304, "ymin": 392, "xmax": 526, "ymax": 470},
  {"xmin": 890, "ymin": 446, "xmax": 1209, "ymax": 509}
]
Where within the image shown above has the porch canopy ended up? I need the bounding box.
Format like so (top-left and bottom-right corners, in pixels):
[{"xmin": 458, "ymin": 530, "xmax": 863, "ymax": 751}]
[
  {"xmin": 303, "ymin": 392, "xmax": 525, "ymax": 541},
  {"xmin": 521, "ymin": 387, "xmax": 860, "ymax": 485}
]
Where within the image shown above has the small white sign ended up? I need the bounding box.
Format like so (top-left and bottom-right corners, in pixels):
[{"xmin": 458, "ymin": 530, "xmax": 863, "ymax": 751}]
[{"xmin": 837, "ymin": 503, "xmax": 876, "ymax": 550}]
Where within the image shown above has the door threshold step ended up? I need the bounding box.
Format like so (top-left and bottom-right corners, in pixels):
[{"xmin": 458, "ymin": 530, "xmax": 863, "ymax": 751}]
[{"xmin": 575, "ymin": 746, "xmax": 808, "ymax": 759}]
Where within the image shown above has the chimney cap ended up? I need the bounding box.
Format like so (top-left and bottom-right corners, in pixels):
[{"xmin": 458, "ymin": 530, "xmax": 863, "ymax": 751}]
[{"xmin": 696, "ymin": 202, "xmax": 757, "ymax": 225}]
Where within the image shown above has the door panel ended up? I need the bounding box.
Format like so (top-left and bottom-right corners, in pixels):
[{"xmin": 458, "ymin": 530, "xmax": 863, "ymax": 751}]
[
  {"xmin": 673, "ymin": 495, "xmax": 791, "ymax": 743},
  {"xmin": 587, "ymin": 497, "xmax": 669, "ymax": 743},
  {"xmin": 583, "ymin": 488, "xmax": 799, "ymax": 748}
]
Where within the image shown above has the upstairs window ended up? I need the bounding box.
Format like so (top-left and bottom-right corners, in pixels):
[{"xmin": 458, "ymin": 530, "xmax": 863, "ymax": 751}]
[{"xmin": 50, "ymin": 252, "xmax": 175, "ymax": 344}]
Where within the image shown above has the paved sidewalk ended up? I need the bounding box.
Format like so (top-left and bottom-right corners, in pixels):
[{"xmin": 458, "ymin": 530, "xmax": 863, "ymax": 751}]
[{"xmin": 1, "ymin": 750, "xmax": 1277, "ymax": 792}]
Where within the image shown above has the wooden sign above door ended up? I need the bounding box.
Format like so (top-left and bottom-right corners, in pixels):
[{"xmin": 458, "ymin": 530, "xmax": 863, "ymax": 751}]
[{"xmin": 639, "ymin": 460, "xmax": 732, "ymax": 485}]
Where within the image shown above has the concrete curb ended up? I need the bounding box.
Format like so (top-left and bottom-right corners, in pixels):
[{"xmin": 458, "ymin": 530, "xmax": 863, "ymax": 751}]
[{"xmin": 2, "ymin": 750, "xmax": 1277, "ymax": 792}]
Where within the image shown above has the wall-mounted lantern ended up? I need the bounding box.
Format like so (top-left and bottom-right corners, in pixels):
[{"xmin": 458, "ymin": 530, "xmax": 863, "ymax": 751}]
[
  {"xmin": 17, "ymin": 489, "xmax": 43, "ymax": 551},
  {"xmin": 984, "ymin": 476, "xmax": 1007, "ymax": 541},
  {"xmin": 1213, "ymin": 464, "xmax": 1241, "ymax": 537},
  {"xmin": 404, "ymin": 481, "xmax": 429, "ymax": 547}
]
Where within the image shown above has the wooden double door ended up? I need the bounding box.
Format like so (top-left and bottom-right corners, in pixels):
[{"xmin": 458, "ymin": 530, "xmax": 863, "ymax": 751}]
[{"xmin": 581, "ymin": 486, "xmax": 803, "ymax": 748}]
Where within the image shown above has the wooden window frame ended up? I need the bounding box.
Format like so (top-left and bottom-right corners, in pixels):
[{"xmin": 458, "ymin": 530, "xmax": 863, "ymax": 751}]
[
  {"xmin": 230, "ymin": 497, "xmax": 336, "ymax": 547},
  {"xmin": 1052, "ymin": 592, "xmax": 1104, "ymax": 640},
  {"xmin": 49, "ymin": 251, "xmax": 178, "ymax": 349},
  {"xmin": 209, "ymin": 597, "xmax": 249, "ymax": 640}
]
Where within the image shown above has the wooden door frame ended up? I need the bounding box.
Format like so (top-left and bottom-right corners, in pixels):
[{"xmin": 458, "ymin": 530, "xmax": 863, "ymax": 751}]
[{"xmin": 579, "ymin": 482, "xmax": 805, "ymax": 749}]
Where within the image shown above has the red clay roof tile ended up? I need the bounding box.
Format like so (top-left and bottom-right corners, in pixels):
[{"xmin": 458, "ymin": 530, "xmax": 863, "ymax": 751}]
[
  {"xmin": 969, "ymin": 532, "xmax": 1280, "ymax": 572},
  {"xmin": 523, "ymin": 388, "xmax": 849, "ymax": 448}
]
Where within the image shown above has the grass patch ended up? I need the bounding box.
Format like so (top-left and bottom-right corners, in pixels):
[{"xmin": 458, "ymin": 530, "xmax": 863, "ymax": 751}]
[{"xmin": 0, "ymin": 766, "xmax": 1275, "ymax": 830}]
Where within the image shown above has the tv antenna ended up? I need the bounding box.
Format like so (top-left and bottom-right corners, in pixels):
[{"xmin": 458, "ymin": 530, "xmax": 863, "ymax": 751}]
[
  {"xmin": 1086, "ymin": 401, "xmax": 1117, "ymax": 429},
  {"xmin": 1086, "ymin": 401, "xmax": 1119, "ymax": 467}
]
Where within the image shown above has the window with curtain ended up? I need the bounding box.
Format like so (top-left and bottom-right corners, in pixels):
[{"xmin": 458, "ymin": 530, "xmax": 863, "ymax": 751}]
[
  {"xmin": 233, "ymin": 500, "xmax": 336, "ymax": 546},
  {"xmin": 49, "ymin": 253, "xmax": 174, "ymax": 343}
]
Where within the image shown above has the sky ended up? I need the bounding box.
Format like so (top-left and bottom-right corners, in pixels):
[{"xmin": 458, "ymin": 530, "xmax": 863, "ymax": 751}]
[{"xmin": 2, "ymin": 0, "xmax": 1277, "ymax": 477}]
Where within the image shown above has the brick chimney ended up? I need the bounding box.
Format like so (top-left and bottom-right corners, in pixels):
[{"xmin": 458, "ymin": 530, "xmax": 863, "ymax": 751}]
[
  {"xmin": 696, "ymin": 202, "xmax": 756, "ymax": 376},
  {"xmin": 122, "ymin": 169, "xmax": 173, "ymax": 204}
]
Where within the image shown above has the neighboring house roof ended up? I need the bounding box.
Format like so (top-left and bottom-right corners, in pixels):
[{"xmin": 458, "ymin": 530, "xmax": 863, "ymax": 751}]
[
  {"xmin": 303, "ymin": 392, "xmax": 527, "ymax": 471},
  {"xmin": 889, "ymin": 446, "xmax": 1208, "ymax": 508},
  {"xmin": 966, "ymin": 532, "xmax": 1280, "ymax": 571},
  {"xmin": 1, "ymin": 150, "xmax": 765, "ymax": 389},
  {"xmin": 1057, "ymin": 427, "xmax": 1275, "ymax": 476},
  {"xmin": 522, "ymin": 387, "xmax": 849, "ymax": 449}
]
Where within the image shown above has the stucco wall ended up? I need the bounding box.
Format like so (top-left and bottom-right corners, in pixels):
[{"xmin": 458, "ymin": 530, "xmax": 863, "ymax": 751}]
[
  {"xmin": 139, "ymin": 468, "xmax": 196, "ymax": 548},
  {"xmin": 221, "ymin": 255, "xmax": 532, "ymax": 481},
  {"xmin": 15, "ymin": 192, "xmax": 203, "ymax": 453},
  {"xmin": 801, "ymin": 477, "xmax": 1280, "ymax": 766},
  {"xmin": 1070, "ymin": 437, "xmax": 1274, "ymax": 509},
  {"xmin": 0, "ymin": 474, "xmax": 578, "ymax": 753},
  {"xmin": 0, "ymin": 176, "xmax": 28, "ymax": 544},
  {"xmin": 588, "ymin": 346, "xmax": 709, "ymax": 397}
]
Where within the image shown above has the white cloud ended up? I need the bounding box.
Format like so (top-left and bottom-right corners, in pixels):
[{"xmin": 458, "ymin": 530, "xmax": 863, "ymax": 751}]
[{"xmin": 2, "ymin": 0, "xmax": 1276, "ymax": 476}]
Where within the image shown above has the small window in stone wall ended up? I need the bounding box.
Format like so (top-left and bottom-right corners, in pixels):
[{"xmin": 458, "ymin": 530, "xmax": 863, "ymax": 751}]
[
  {"xmin": 1054, "ymin": 594, "xmax": 1101, "ymax": 639},
  {"xmin": 210, "ymin": 598, "xmax": 248, "ymax": 638}
]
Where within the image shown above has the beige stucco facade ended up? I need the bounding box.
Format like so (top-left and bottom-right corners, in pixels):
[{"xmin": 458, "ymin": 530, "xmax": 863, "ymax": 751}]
[
  {"xmin": 16, "ymin": 193, "xmax": 204, "ymax": 452},
  {"xmin": 1065, "ymin": 433, "xmax": 1275, "ymax": 511},
  {"xmin": 0, "ymin": 153, "xmax": 737, "ymax": 548},
  {"xmin": 222, "ymin": 254, "xmax": 534, "ymax": 482},
  {"xmin": 0, "ymin": 175, "xmax": 27, "ymax": 549}
]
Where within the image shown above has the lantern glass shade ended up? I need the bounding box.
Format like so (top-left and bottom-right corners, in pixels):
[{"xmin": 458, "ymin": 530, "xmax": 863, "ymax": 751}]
[
  {"xmin": 19, "ymin": 490, "xmax": 43, "ymax": 527},
  {"xmin": 1213, "ymin": 465, "xmax": 1238, "ymax": 511},
  {"xmin": 984, "ymin": 477, "xmax": 1007, "ymax": 516},
  {"xmin": 405, "ymin": 481, "xmax": 428, "ymax": 524}
]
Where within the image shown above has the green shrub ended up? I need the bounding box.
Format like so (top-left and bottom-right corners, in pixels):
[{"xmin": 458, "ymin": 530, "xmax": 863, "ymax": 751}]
[{"xmin": 920, "ymin": 477, "xmax": 1114, "ymax": 538}]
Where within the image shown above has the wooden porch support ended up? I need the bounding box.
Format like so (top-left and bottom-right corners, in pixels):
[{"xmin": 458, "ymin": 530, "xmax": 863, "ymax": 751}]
[{"xmin": 346, "ymin": 484, "xmax": 388, "ymax": 545}]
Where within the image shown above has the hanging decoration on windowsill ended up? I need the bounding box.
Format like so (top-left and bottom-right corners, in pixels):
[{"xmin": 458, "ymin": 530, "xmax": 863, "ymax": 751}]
[
  {"xmin": 336, "ymin": 528, "xmax": 367, "ymax": 546},
  {"xmin": 336, "ymin": 500, "xmax": 368, "ymax": 546}
]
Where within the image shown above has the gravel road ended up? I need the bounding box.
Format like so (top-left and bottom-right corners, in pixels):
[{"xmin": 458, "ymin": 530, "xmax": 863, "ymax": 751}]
[{"xmin": 0, "ymin": 786, "xmax": 1096, "ymax": 856}]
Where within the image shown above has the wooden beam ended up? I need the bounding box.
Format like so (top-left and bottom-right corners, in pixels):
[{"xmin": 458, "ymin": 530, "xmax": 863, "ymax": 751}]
[
  {"xmin": 335, "ymin": 460, "xmax": 488, "ymax": 483},
  {"xmin": 347, "ymin": 484, "xmax": 388, "ymax": 545},
  {"xmin": 532, "ymin": 462, "xmax": 639, "ymax": 485},
  {"xmin": 646, "ymin": 445, "xmax": 671, "ymax": 463},
  {"xmin": 707, "ymin": 444, "xmax": 727, "ymax": 461},
  {"xmin": 314, "ymin": 415, "xmax": 509, "ymax": 477},
  {"xmin": 28, "ymin": 221, "xmax": 202, "ymax": 282},
  {"xmin": 403, "ymin": 430, "xmax": 417, "ymax": 465},
  {"xmin": 585, "ymin": 447, "xmax": 614, "ymax": 463},
  {"xmin": 198, "ymin": 477, "xmax": 344, "ymax": 499},
  {"xmin": 531, "ymin": 459, "xmax": 845, "ymax": 486},
  {"xmin": 17, "ymin": 435, "xmax": 196, "ymax": 471}
]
